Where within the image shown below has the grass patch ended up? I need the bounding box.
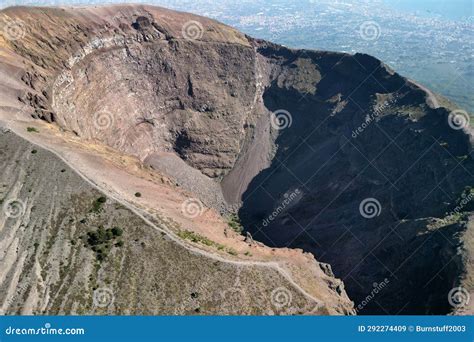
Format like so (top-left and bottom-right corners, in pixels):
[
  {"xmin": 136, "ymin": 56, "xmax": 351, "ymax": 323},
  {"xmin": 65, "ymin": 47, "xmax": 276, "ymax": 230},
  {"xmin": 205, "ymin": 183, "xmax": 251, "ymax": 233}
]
[
  {"xmin": 177, "ymin": 230, "xmax": 226, "ymax": 250},
  {"xmin": 177, "ymin": 230, "xmax": 239, "ymax": 256},
  {"xmin": 227, "ymin": 248, "xmax": 238, "ymax": 256}
]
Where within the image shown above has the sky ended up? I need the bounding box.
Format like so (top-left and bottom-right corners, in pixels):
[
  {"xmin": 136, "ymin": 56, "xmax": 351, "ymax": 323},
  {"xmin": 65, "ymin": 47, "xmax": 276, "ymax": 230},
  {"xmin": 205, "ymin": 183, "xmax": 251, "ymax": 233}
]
[{"xmin": 1, "ymin": 0, "xmax": 473, "ymax": 20}]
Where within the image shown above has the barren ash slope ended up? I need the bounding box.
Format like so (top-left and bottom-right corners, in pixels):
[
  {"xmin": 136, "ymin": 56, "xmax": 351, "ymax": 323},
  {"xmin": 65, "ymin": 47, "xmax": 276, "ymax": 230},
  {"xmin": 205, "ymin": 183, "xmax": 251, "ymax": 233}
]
[{"xmin": 0, "ymin": 4, "xmax": 472, "ymax": 315}]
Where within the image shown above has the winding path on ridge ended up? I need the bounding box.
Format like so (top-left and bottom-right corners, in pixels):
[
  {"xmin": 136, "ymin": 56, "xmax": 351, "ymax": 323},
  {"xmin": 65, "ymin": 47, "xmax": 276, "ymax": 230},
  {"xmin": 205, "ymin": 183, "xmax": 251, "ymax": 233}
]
[{"xmin": 9, "ymin": 125, "xmax": 326, "ymax": 309}]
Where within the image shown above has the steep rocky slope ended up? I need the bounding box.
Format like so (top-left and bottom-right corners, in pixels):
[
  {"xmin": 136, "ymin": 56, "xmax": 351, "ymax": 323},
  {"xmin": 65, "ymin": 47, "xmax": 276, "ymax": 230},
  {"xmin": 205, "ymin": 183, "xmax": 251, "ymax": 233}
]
[
  {"xmin": 0, "ymin": 5, "xmax": 353, "ymax": 316},
  {"xmin": 0, "ymin": 129, "xmax": 348, "ymax": 315},
  {"xmin": 0, "ymin": 4, "xmax": 472, "ymax": 315},
  {"xmin": 238, "ymin": 43, "xmax": 474, "ymax": 314}
]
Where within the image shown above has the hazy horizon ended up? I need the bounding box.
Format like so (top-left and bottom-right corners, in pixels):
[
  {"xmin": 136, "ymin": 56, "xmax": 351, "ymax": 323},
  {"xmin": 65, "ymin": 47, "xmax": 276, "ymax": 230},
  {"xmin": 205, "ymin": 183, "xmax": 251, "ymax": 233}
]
[{"xmin": 1, "ymin": 0, "xmax": 473, "ymax": 112}]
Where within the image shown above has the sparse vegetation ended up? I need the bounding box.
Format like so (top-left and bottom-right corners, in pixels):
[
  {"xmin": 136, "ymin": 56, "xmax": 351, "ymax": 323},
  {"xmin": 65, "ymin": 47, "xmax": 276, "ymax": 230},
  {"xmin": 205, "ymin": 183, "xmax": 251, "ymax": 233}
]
[
  {"xmin": 227, "ymin": 214, "xmax": 243, "ymax": 233},
  {"xmin": 111, "ymin": 227, "xmax": 123, "ymax": 236},
  {"xmin": 91, "ymin": 196, "xmax": 107, "ymax": 213},
  {"xmin": 178, "ymin": 230, "xmax": 214, "ymax": 246},
  {"xmin": 84, "ymin": 226, "xmax": 124, "ymax": 261},
  {"xmin": 135, "ymin": 192, "xmax": 142, "ymax": 197},
  {"xmin": 177, "ymin": 230, "xmax": 226, "ymax": 250},
  {"xmin": 227, "ymin": 248, "xmax": 238, "ymax": 256},
  {"xmin": 27, "ymin": 127, "xmax": 39, "ymax": 133},
  {"xmin": 97, "ymin": 196, "xmax": 107, "ymax": 203},
  {"xmin": 31, "ymin": 149, "xmax": 37, "ymax": 154}
]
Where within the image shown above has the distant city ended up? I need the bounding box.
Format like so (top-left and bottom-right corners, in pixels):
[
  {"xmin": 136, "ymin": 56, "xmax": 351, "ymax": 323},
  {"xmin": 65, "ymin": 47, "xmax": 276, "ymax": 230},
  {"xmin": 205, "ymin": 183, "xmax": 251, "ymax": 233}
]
[{"xmin": 2, "ymin": 0, "xmax": 473, "ymax": 112}]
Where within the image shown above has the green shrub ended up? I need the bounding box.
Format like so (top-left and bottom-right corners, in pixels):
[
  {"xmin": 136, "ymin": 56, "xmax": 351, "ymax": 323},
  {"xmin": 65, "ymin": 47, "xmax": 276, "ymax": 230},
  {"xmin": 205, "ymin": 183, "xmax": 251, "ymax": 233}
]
[
  {"xmin": 85, "ymin": 226, "xmax": 124, "ymax": 261},
  {"xmin": 91, "ymin": 196, "xmax": 107, "ymax": 213},
  {"xmin": 111, "ymin": 227, "xmax": 123, "ymax": 237},
  {"xmin": 228, "ymin": 214, "xmax": 243, "ymax": 233},
  {"xmin": 27, "ymin": 127, "xmax": 39, "ymax": 133}
]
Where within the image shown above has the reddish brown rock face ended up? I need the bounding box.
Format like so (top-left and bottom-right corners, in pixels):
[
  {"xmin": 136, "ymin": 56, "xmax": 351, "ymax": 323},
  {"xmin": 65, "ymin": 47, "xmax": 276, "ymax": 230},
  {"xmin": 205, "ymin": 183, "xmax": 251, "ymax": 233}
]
[
  {"xmin": 54, "ymin": 39, "xmax": 257, "ymax": 177},
  {"xmin": 0, "ymin": 4, "xmax": 357, "ymax": 316},
  {"xmin": 0, "ymin": 4, "xmax": 472, "ymax": 315}
]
